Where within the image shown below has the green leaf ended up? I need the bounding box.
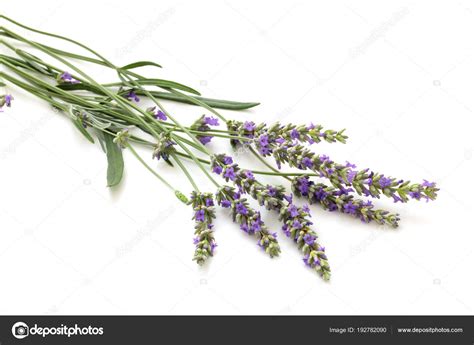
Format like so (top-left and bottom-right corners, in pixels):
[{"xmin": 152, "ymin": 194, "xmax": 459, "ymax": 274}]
[
  {"xmin": 103, "ymin": 132, "xmax": 124, "ymax": 187},
  {"xmin": 121, "ymin": 61, "xmax": 162, "ymax": 70},
  {"xmin": 132, "ymin": 79, "xmax": 201, "ymax": 95},
  {"xmin": 143, "ymin": 91, "xmax": 260, "ymax": 110}
]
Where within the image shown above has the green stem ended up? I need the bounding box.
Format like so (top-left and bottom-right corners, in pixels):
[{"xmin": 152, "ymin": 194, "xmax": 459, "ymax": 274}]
[{"xmin": 126, "ymin": 143, "xmax": 175, "ymax": 191}]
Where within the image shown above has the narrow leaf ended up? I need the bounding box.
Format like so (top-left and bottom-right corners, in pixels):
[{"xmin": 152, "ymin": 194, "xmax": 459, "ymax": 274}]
[
  {"xmin": 103, "ymin": 132, "xmax": 124, "ymax": 187},
  {"xmin": 142, "ymin": 91, "xmax": 260, "ymax": 110},
  {"xmin": 121, "ymin": 61, "xmax": 162, "ymax": 69}
]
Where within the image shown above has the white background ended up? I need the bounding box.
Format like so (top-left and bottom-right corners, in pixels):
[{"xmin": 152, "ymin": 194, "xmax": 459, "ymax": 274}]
[{"xmin": 1, "ymin": 0, "xmax": 473, "ymax": 315}]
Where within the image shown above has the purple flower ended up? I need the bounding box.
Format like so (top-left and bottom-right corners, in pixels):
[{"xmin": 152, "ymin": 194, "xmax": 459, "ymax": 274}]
[
  {"xmin": 307, "ymin": 123, "xmax": 316, "ymax": 130},
  {"xmin": 251, "ymin": 220, "xmax": 262, "ymax": 232},
  {"xmin": 319, "ymin": 155, "xmax": 331, "ymax": 162},
  {"xmin": 267, "ymin": 186, "xmax": 277, "ymax": 197},
  {"xmin": 5, "ymin": 94, "xmax": 13, "ymax": 107},
  {"xmin": 224, "ymin": 167, "xmax": 236, "ymax": 181},
  {"xmin": 314, "ymin": 188, "xmax": 328, "ymax": 201},
  {"xmin": 335, "ymin": 186, "xmax": 354, "ymax": 196},
  {"xmin": 60, "ymin": 71, "xmax": 80, "ymax": 84},
  {"xmin": 284, "ymin": 194, "xmax": 293, "ymax": 203},
  {"xmin": 343, "ymin": 201, "xmax": 357, "ymax": 215},
  {"xmin": 347, "ymin": 170, "xmax": 357, "ymax": 184},
  {"xmin": 258, "ymin": 134, "xmax": 269, "ymax": 146},
  {"xmin": 204, "ymin": 116, "xmax": 219, "ymax": 126},
  {"xmin": 240, "ymin": 223, "xmax": 249, "ymax": 233},
  {"xmin": 298, "ymin": 179, "xmax": 310, "ymax": 195},
  {"xmin": 292, "ymin": 220, "xmax": 302, "ymax": 229},
  {"xmin": 243, "ymin": 121, "xmax": 256, "ymax": 131},
  {"xmin": 304, "ymin": 234, "xmax": 316, "ymax": 246},
  {"xmin": 328, "ymin": 202, "xmax": 338, "ymax": 212},
  {"xmin": 422, "ymin": 180, "xmax": 436, "ymax": 188},
  {"xmin": 195, "ymin": 209, "xmax": 205, "ymax": 222},
  {"xmin": 259, "ymin": 146, "xmax": 271, "ymax": 155},
  {"xmin": 302, "ymin": 204, "xmax": 311, "ymax": 214},
  {"xmin": 1, "ymin": 94, "xmax": 13, "ymax": 110},
  {"xmin": 302, "ymin": 157, "xmax": 313, "ymax": 168},
  {"xmin": 222, "ymin": 156, "xmax": 233, "ymax": 165},
  {"xmin": 205, "ymin": 198, "xmax": 214, "ymax": 206},
  {"xmin": 362, "ymin": 200, "xmax": 373, "ymax": 207},
  {"xmin": 210, "ymin": 241, "xmax": 218, "ymax": 253},
  {"xmin": 125, "ymin": 90, "xmax": 140, "ymax": 102},
  {"xmin": 392, "ymin": 194, "xmax": 403, "ymax": 203},
  {"xmin": 275, "ymin": 137, "xmax": 285, "ymax": 144},
  {"xmin": 288, "ymin": 204, "xmax": 299, "ymax": 218},
  {"xmin": 221, "ymin": 200, "xmax": 232, "ymax": 208},
  {"xmin": 193, "ymin": 237, "xmax": 200, "ymax": 245},
  {"xmin": 290, "ymin": 129, "xmax": 300, "ymax": 139},
  {"xmin": 409, "ymin": 191, "xmax": 422, "ymax": 200},
  {"xmin": 282, "ymin": 224, "xmax": 291, "ymax": 237},
  {"xmin": 198, "ymin": 136, "xmax": 213, "ymax": 145},
  {"xmin": 379, "ymin": 176, "xmax": 392, "ymax": 188},
  {"xmin": 236, "ymin": 202, "xmax": 248, "ymax": 215},
  {"xmin": 243, "ymin": 170, "xmax": 255, "ymax": 180},
  {"xmin": 345, "ymin": 161, "xmax": 357, "ymax": 169},
  {"xmin": 212, "ymin": 165, "xmax": 223, "ymax": 174},
  {"xmin": 154, "ymin": 110, "xmax": 167, "ymax": 121}
]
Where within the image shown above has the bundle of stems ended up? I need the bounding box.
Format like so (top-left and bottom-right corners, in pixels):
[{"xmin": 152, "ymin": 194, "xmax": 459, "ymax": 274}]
[{"xmin": 0, "ymin": 15, "xmax": 439, "ymax": 280}]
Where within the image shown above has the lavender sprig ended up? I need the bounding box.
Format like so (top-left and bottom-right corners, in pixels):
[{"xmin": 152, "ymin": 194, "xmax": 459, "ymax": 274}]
[
  {"xmin": 190, "ymin": 191, "xmax": 217, "ymax": 265},
  {"xmin": 227, "ymin": 120, "xmax": 347, "ymax": 148},
  {"xmin": 211, "ymin": 154, "xmax": 331, "ymax": 280},
  {"xmin": 253, "ymin": 137, "xmax": 439, "ymax": 203},
  {"xmin": 292, "ymin": 176, "xmax": 400, "ymax": 227},
  {"xmin": 216, "ymin": 186, "xmax": 280, "ymax": 257}
]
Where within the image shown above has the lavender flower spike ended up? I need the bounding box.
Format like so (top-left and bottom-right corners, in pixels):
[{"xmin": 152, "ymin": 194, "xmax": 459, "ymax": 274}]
[
  {"xmin": 190, "ymin": 191, "xmax": 217, "ymax": 265},
  {"xmin": 226, "ymin": 120, "xmax": 347, "ymax": 148},
  {"xmin": 216, "ymin": 186, "xmax": 280, "ymax": 257},
  {"xmin": 211, "ymin": 154, "xmax": 330, "ymax": 280},
  {"xmin": 292, "ymin": 176, "xmax": 400, "ymax": 228},
  {"xmin": 256, "ymin": 138, "xmax": 439, "ymax": 203}
]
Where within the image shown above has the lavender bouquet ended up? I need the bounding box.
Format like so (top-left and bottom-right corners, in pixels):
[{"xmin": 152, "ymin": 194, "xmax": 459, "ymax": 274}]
[{"xmin": 0, "ymin": 16, "xmax": 439, "ymax": 280}]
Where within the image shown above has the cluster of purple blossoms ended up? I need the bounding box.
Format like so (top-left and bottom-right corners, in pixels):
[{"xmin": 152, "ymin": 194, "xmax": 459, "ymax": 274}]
[
  {"xmin": 226, "ymin": 120, "xmax": 348, "ymax": 149},
  {"xmin": 190, "ymin": 191, "xmax": 217, "ymax": 265},
  {"xmin": 58, "ymin": 71, "xmax": 80, "ymax": 84},
  {"xmin": 210, "ymin": 153, "xmax": 331, "ymax": 280},
  {"xmin": 152, "ymin": 133, "xmax": 176, "ymax": 163},
  {"xmin": 292, "ymin": 176, "xmax": 400, "ymax": 227},
  {"xmin": 216, "ymin": 186, "xmax": 280, "ymax": 257},
  {"xmin": 190, "ymin": 115, "xmax": 220, "ymax": 145},
  {"xmin": 252, "ymin": 137, "xmax": 439, "ymax": 204},
  {"xmin": 124, "ymin": 89, "xmax": 140, "ymax": 103},
  {"xmin": 147, "ymin": 106, "xmax": 167, "ymax": 121},
  {"xmin": 0, "ymin": 94, "xmax": 13, "ymax": 111},
  {"xmin": 279, "ymin": 195, "xmax": 330, "ymax": 278}
]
